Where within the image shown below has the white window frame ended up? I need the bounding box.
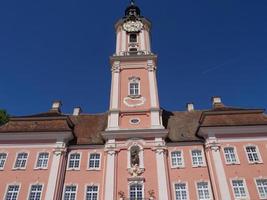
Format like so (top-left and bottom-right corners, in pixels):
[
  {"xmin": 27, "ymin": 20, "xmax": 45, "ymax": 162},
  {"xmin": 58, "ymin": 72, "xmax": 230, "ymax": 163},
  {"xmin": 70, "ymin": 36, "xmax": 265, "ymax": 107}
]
[
  {"xmin": 4, "ymin": 183, "xmax": 21, "ymax": 200},
  {"xmin": 67, "ymin": 152, "xmax": 81, "ymax": 170},
  {"xmin": 170, "ymin": 150, "xmax": 185, "ymax": 168},
  {"xmin": 223, "ymin": 146, "xmax": 240, "ymax": 165},
  {"xmin": 173, "ymin": 181, "xmax": 189, "ymax": 200},
  {"xmin": 195, "ymin": 181, "xmax": 212, "ymax": 200},
  {"xmin": 84, "ymin": 184, "xmax": 99, "ymax": 200},
  {"xmin": 88, "ymin": 152, "xmax": 101, "ymax": 170},
  {"xmin": 62, "ymin": 184, "xmax": 78, "ymax": 200},
  {"xmin": 13, "ymin": 151, "xmax": 29, "ymax": 170},
  {"xmin": 230, "ymin": 178, "xmax": 249, "ymax": 200},
  {"xmin": 191, "ymin": 149, "xmax": 206, "ymax": 167},
  {"xmin": 128, "ymin": 76, "xmax": 141, "ymax": 97},
  {"xmin": 128, "ymin": 181, "xmax": 144, "ymax": 200},
  {"xmin": 254, "ymin": 177, "xmax": 267, "ymax": 199},
  {"xmin": 35, "ymin": 152, "xmax": 50, "ymax": 170},
  {"xmin": 244, "ymin": 144, "xmax": 263, "ymax": 164},
  {"xmin": 0, "ymin": 151, "xmax": 8, "ymax": 170},
  {"xmin": 127, "ymin": 144, "xmax": 145, "ymax": 169},
  {"xmin": 27, "ymin": 183, "xmax": 44, "ymax": 200}
]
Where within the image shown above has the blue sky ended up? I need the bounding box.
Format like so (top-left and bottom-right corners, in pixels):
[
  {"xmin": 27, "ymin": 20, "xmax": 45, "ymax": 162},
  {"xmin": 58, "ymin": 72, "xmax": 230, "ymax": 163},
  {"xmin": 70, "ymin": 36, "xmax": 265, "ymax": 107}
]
[{"xmin": 0, "ymin": 0, "xmax": 267, "ymax": 116}]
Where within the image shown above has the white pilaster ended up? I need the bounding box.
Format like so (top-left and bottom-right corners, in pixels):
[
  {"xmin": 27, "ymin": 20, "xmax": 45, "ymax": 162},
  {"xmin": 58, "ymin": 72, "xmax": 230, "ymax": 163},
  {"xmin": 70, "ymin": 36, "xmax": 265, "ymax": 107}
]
[
  {"xmin": 121, "ymin": 30, "xmax": 127, "ymax": 53},
  {"xmin": 140, "ymin": 30, "xmax": 145, "ymax": 52},
  {"xmin": 154, "ymin": 138, "xmax": 169, "ymax": 200},
  {"xmin": 104, "ymin": 139, "xmax": 117, "ymax": 200},
  {"xmin": 116, "ymin": 30, "xmax": 121, "ymax": 55},
  {"xmin": 206, "ymin": 138, "xmax": 231, "ymax": 200},
  {"xmin": 108, "ymin": 62, "xmax": 120, "ymax": 130},
  {"xmin": 45, "ymin": 142, "xmax": 66, "ymax": 200},
  {"xmin": 147, "ymin": 60, "xmax": 163, "ymax": 129}
]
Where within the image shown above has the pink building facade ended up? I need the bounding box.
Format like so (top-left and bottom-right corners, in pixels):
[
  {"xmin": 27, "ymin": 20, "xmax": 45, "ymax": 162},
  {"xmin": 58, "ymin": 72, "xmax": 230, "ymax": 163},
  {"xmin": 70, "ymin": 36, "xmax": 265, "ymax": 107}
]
[{"xmin": 1, "ymin": 2, "xmax": 267, "ymax": 200}]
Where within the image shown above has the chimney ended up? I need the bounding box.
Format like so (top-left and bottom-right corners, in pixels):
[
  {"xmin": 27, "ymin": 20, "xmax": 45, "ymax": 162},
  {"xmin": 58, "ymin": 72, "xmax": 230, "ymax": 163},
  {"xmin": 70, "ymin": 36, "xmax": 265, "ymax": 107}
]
[
  {"xmin": 73, "ymin": 107, "xmax": 82, "ymax": 116},
  {"xmin": 212, "ymin": 96, "xmax": 224, "ymax": 108},
  {"xmin": 186, "ymin": 103, "xmax": 194, "ymax": 112},
  {"xmin": 51, "ymin": 100, "xmax": 62, "ymax": 112}
]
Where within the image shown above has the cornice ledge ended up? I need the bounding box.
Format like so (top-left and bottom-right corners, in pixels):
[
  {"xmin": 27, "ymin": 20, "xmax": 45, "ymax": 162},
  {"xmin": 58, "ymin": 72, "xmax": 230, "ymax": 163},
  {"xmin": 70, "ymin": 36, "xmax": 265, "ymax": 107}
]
[
  {"xmin": 199, "ymin": 125, "xmax": 267, "ymax": 137},
  {"xmin": 102, "ymin": 129, "xmax": 168, "ymax": 140}
]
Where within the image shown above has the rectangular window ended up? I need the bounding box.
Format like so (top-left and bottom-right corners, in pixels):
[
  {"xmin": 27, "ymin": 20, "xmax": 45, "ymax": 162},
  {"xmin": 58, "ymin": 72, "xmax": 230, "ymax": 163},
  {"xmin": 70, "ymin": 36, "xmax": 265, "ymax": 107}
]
[
  {"xmin": 68, "ymin": 153, "xmax": 80, "ymax": 169},
  {"xmin": 192, "ymin": 150, "xmax": 204, "ymax": 166},
  {"xmin": 129, "ymin": 184, "xmax": 143, "ymax": 200},
  {"xmin": 5, "ymin": 185, "xmax": 20, "ymax": 200},
  {"xmin": 36, "ymin": 153, "xmax": 49, "ymax": 168},
  {"xmin": 171, "ymin": 151, "xmax": 184, "ymax": 167},
  {"xmin": 0, "ymin": 153, "xmax": 7, "ymax": 169},
  {"xmin": 175, "ymin": 183, "xmax": 188, "ymax": 200},
  {"xmin": 197, "ymin": 182, "xmax": 211, "ymax": 200},
  {"xmin": 89, "ymin": 153, "xmax": 100, "ymax": 169},
  {"xmin": 63, "ymin": 185, "xmax": 77, "ymax": 200},
  {"xmin": 14, "ymin": 153, "xmax": 28, "ymax": 169},
  {"xmin": 232, "ymin": 180, "xmax": 247, "ymax": 198},
  {"xmin": 246, "ymin": 146, "xmax": 260, "ymax": 163},
  {"xmin": 86, "ymin": 186, "xmax": 98, "ymax": 200},
  {"xmin": 224, "ymin": 147, "xmax": 237, "ymax": 164},
  {"xmin": 256, "ymin": 179, "xmax": 267, "ymax": 199},
  {"xmin": 129, "ymin": 82, "xmax": 139, "ymax": 96},
  {"xmin": 28, "ymin": 185, "xmax": 43, "ymax": 200}
]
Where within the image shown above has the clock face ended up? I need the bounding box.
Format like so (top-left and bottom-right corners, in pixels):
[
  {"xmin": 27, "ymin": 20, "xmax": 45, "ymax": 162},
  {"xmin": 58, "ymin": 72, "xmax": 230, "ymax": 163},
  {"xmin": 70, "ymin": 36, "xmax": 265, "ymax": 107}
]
[{"xmin": 123, "ymin": 20, "xmax": 143, "ymax": 32}]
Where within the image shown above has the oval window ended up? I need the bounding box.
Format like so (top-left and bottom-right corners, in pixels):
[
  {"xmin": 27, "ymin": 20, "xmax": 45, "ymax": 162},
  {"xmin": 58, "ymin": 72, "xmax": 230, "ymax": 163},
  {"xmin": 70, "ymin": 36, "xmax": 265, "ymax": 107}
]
[{"xmin": 130, "ymin": 118, "xmax": 140, "ymax": 125}]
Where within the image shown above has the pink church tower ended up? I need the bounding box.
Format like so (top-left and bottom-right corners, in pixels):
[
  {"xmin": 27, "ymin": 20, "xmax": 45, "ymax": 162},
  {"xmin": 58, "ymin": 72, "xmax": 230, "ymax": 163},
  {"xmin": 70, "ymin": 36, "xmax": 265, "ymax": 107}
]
[
  {"xmin": 103, "ymin": 1, "xmax": 169, "ymax": 200},
  {"xmin": 106, "ymin": 1, "xmax": 164, "ymax": 131}
]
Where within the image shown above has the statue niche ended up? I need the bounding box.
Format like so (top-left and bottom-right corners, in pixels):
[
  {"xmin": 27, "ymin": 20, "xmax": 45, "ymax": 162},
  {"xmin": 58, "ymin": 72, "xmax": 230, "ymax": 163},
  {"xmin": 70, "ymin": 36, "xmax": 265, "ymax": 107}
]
[{"xmin": 130, "ymin": 145, "xmax": 140, "ymax": 167}]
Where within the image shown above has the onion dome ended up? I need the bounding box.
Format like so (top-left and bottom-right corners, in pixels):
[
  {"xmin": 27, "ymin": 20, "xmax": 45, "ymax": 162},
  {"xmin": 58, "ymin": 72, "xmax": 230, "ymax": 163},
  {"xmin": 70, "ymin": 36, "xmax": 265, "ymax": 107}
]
[{"xmin": 125, "ymin": 0, "xmax": 141, "ymax": 18}]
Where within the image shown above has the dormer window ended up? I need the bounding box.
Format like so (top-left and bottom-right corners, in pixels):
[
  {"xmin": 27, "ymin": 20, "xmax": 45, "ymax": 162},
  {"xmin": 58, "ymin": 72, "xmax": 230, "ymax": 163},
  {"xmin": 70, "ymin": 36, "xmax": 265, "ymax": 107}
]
[
  {"xmin": 129, "ymin": 76, "xmax": 140, "ymax": 97},
  {"xmin": 130, "ymin": 34, "xmax": 137, "ymax": 43}
]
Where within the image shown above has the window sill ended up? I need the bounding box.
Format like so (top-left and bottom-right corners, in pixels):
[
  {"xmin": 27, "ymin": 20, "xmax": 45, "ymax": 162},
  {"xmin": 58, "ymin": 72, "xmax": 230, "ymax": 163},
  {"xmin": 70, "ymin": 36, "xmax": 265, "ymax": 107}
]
[
  {"xmin": 67, "ymin": 168, "xmax": 80, "ymax": 171},
  {"xmin": 171, "ymin": 166, "xmax": 185, "ymax": 169},
  {"xmin": 225, "ymin": 162, "xmax": 240, "ymax": 166},
  {"xmin": 12, "ymin": 168, "xmax": 26, "ymax": 171},
  {"xmin": 87, "ymin": 168, "xmax": 101, "ymax": 171},
  {"xmin": 128, "ymin": 95, "xmax": 141, "ymax": 99},
  {"xmin": 248, "ymin": 161, "xmax": 263, "ymax": 165},
  {"xmin": 34, "ymin": 167, "xmax": 48, "ymax": 170},
  {"xmin": 192, "ymin": 165, "xmax": 206, "ymax": 168}
]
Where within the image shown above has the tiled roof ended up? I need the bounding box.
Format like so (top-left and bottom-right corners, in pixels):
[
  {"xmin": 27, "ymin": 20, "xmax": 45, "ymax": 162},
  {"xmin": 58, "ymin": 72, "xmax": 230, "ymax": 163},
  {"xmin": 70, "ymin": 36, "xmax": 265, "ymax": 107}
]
[
  {"xmin": 162, "ymin": 110, "xmax": 203, "ymax": 142},
  {"xmin": 0, "ymin": 104, "xmax": 266, "ymax": 144},
  {"xmin": 69, "ymin": 114, "xmax": 107, "ymax": 145}
]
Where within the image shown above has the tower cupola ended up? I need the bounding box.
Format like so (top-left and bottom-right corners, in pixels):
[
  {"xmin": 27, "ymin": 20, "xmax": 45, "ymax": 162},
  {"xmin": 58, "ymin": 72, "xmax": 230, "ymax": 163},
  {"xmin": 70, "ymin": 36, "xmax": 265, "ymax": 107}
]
[{"xmin": 114, "ymin": 1, "xmax": 152, "ymax": 56}]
